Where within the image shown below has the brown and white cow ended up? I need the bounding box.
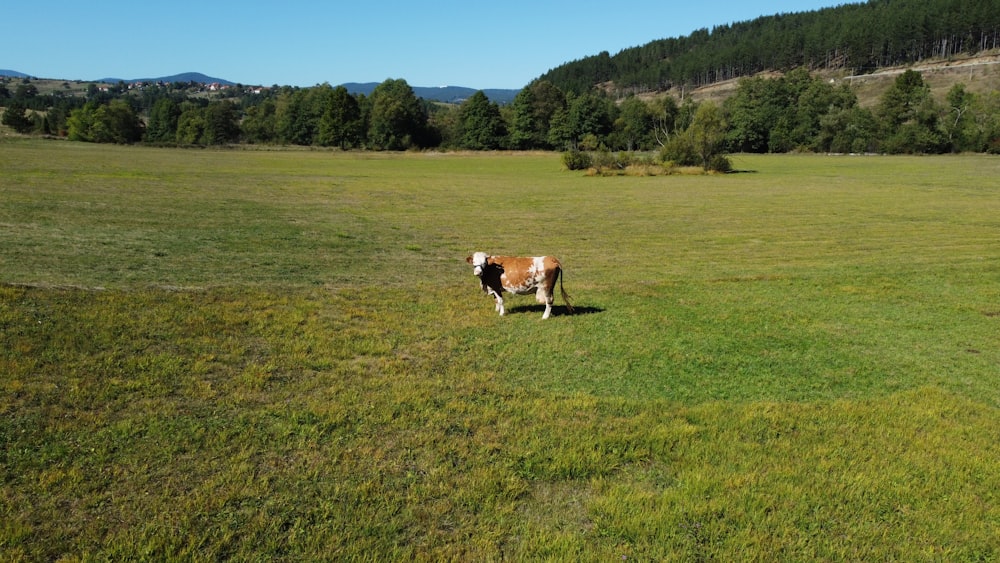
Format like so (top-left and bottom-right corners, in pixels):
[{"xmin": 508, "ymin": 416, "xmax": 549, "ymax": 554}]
[{"xmin": 467, "ymin": 252, "xmax": 573, "ymax": 319}]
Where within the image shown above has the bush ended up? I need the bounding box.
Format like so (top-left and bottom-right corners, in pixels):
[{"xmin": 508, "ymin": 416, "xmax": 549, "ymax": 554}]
[
  {"xmin": 707, "ymin": 154, "xmax": 733, "ymax": 173},
  {"xmin": 659, "ymin": 135, "xmax": 699, "ymax": 167},
  {"xmin": 562, "ymin": 150, "xmax": 592, "ymax": 170},
  {"xmin": 592, "ymin": 149, "xmax": 622, "ymax": 170}
]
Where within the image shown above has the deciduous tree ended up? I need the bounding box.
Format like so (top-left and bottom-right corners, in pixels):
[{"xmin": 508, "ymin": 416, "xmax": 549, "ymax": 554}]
[
  {"xmin": 508, "ymin": 80, "xmax": 566, "ymax": 150},
  {"xmin": 367, "ymin": 79, "xmax": 428, "ymax": 150},
  {"xmin": 66, "ymin": 100, "xmax": 143, "ymax": 143},
  {"xmin": 943, "ymin": 83, "xmax": 976, "ymax": 152},
  {"xmin": 176, "ymin": 104, "xmax": 207, "ymax": 145},
  {"xmin": 146, "ymin": 98, "xmax": 181, "ymax": 143},
  {"xmin": 202, "ymin": 101, "xmax": 240, "ymax": 145},
  {"xmin": 317, "ymin": 85, "xmax": 364, "ymax": 149},
  {"xmin": 567, "ymin": 92, "xmax": 615, "ymax": 147},
  {"xmin": 612, "ymin": 97, "xmax": 654, "ymax": 151},
  {"xmin": 458, "ymin": 91, "xmax": 507, "ymax": 150},
  {"xmin": 689, "ymin": 101, "xmax": 729, "ymax": 170},
  {"xmin": 241, "ymin": 99, "xmax": 278, "ymax": 144}
]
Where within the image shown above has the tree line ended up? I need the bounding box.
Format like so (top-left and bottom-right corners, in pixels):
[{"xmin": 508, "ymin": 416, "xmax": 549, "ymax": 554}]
[
  {"xmin": 8, "ymin": 66, "xmax": 1000, "ymax": 157},
  {"xmin": 539, "ymin": 0, "xmax": 1000, "ymax": 95}
]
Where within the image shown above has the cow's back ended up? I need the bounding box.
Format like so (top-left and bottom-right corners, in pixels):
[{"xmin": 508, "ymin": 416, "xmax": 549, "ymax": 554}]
[{"xmin": 491, "ymin": 255, "xmax": 558, "ymax": 294}]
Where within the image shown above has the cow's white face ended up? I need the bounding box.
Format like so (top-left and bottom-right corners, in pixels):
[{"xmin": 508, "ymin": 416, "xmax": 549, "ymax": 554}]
[{"xmin": 471, "ymin": 252, "xmax": 488, "ymax": 276}]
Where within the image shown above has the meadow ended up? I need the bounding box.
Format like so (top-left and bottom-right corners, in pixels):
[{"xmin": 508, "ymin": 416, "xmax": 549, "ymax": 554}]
[{"xmin": 1, "ymin": 140, "xmax": 998, "ymax": 560}]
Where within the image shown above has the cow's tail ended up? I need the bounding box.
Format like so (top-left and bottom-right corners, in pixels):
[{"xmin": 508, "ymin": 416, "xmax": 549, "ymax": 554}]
[{"xmin": 557, "ymin": 266, "xmax": 574, "ymax": 313}]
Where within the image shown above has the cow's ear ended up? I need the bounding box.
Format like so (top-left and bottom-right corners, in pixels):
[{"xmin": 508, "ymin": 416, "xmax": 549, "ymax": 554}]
[{"xmin": 466, "ymin": 255, "xmax": 473, "ymax": 264}]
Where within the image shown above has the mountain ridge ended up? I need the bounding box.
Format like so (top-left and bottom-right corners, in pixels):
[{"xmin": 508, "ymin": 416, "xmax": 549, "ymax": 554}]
[
  {"xmin": 340, "ymin": 83, "xmax": 519, "ymax": 104},
  {"xmin": 0, "ymin": 70, "xmax": 520, "ymax": 103},
  {"xmin": 95, "ymin": 72, "xmax": 235, "ymax": 85}
]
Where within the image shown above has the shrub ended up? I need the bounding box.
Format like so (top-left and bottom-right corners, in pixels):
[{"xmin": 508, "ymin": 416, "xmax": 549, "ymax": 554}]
[
  {"xmin": 562, "ymin": 149, "xmax": 592, "ymax": 171},
  {"xmin": 591, "ymin": 149, "xmax": 619, "ymax": 170},
  {"xmin": 707, "ymin": 154, "xmax": 733, "ymax": 173},
  {"xmin": 659, "ymin": 135, "xmax": 699, "ymax": 167}
]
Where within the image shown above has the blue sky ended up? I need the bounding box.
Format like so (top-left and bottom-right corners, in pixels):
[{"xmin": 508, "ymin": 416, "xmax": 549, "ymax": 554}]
[{"xmin": 8, "ymin": 1, "xmax": 860, "ymax": 89}]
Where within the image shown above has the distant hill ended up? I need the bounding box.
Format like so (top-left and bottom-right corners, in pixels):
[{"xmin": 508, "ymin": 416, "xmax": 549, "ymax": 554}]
[
  {"xmin": 342, "ymin": 83, "xmax": 520, "ymax": 105},
  {"xmin": 2, "ymin": 68, "xmax": 519, "ymax": 104},
  {"xmin": 96, "ymin": 72, "xmax": 236, "ymax": 85},
  {"xmin": 539, "ymin": 0, "xmax": 1000, "ymax": 95}
]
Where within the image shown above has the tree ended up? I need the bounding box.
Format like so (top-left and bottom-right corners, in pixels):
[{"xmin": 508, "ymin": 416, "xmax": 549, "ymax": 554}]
[
  {"xmin": 651, "ymin": 95, "xmax": 680, "ymax": 147},
  {"xmin": 689, "ymin": 101, "xmax": 730, "ymax": 170},
  {"xmin": 508, "ymin": 80, "xmax": 566, "ymax": 150},
  {"xmin": 546, "ymin": 106, "xmax": 574, "ymax": 150},
  {"xmin": 971, "ymin": 90, "xmax": 1000, "ymax": 153},
  {"xmin": 366, "ymin": 79, "xmax": 428, "ymax": 150},
  {"xmin": 67, "ymin": 100, "xmax": 143, "ymax": 143},
  {"xmin": 428, "ymin": 104, "xmax": 461, "ymax": 148},
  {"xmin": 943, "ymin": 83, "xmax": 976, "ymax": 152},
  {"xmin": 94, "ymin": 100, "xmax": 143, "ymax": 143},
  {"xmin": 567, "ymin": 92, "xmax": 615, "ymax": 148},
  {"xmin": 878, "ymin": 69, "xmax": 946, "ymax": 153},
  {"xmin": 241, "ymin": 99, "xmax": 278, "ymax": 144},
  {"xmin": 816, "ymin": 106, "xmax": 878, "ymax": 153},
  {"xmin": 508, "ymin": 87, "xmax": 539, "ymax": 149},
  {"xmin": 724, "ymin": 75, "xmax": 789, "ymax": 152},
  {"xmin": 660, "ymin": 99, "xmax": 730, "ymax": 170},
  {"xmin": 457, "ymin": 91, "xmax": 507, "ymax": 150},
  {"xmin": 276, "ymin": 88, "xmax": 322, "ymax": 145},
  {"xmin": 43, "ymin": 102, "xmax": 73, "ymax": 136},
  {"xmin": 612, "ymin": 97, "xmax": 654, "ymax": 151},
  {"xmin": 317, "ymin": 85, "xmax": 363, "ymax": 149},
  {"xmin": 66, "ymin": 103, "xmax": 97, "ymax": 141},
  {"xmin": 202, "ymin": 101, "xmax": 240, "ymax": 145},
  {"xmin": 538, "ymin": 0, "xmax": 1000, "ymax": 96},
  {"xmin": 796, "ymin": 82, "xmax": 857, "ymax": 151},
  {"xmin": 145, "ymin": 98, "xmax": 181, "ymax": 143},
  {"xmin": 176, "ymin": 104, "xmax": 207, "ymax": 145},
  {"xmin": 2, "ymin": 100, "xmax": 34, "ymax": 133},
  {"xmin": 14, "ymin": 83, "xmax": 38, "ymax": 100},
  {"xmin": 879, "ymin": 69, "xmax": 929, "ymax": 129}
]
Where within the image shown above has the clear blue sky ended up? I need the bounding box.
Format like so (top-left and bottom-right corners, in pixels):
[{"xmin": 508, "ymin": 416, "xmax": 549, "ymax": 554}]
[{"xmin": 7, "ymin": 1, "xmax": 860, "ymax": 89}]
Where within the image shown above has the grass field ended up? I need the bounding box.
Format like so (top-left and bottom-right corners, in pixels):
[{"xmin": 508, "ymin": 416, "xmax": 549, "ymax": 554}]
[{"xmin": 2, "ymin": 140, "xmax": 998, "ymax": 560}]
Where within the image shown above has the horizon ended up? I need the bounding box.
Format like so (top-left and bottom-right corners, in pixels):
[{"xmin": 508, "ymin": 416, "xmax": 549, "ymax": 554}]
[
  {"xmin": 5, "ymin": 0, "xmax": 860, "ymax": 90},
  {"xmin": 0, "ymin": 70, "xmax": 525, "ymax": 91}
]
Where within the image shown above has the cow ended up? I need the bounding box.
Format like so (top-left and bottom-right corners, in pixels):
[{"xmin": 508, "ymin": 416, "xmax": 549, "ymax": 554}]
[{"xmin": 467, "ymin": 252, "xmax": 573, "ymax": 319}]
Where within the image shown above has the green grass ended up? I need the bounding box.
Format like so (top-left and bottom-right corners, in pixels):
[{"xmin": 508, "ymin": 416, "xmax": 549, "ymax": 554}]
[{"xmin": 1, "ymin": 140, "xmax": 998, "ymax": 560}]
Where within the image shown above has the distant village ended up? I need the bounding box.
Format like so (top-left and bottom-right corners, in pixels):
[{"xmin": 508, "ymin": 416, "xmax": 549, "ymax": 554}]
[{"xmin": 95, "ymin": 80, "xmax": 267, "ymax": 95}]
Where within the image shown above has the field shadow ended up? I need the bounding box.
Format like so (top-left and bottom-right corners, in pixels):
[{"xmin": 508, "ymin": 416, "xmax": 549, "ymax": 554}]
[{"xmin": 506, "ymin": 304, "xmax": 605, "ymax": 317}]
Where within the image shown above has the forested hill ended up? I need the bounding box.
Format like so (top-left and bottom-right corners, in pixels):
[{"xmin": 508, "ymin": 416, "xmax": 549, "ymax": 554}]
[{"xmin": 538, "ymin": 0, "xmax": 1000, "ymax": 95}]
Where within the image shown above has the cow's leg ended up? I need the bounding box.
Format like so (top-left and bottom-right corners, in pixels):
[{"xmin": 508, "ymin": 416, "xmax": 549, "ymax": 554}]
[
  {"xmin": 538, "ymin": 287, "xmax": 554, "ymax": 319},
  {"xmin": 486, "ymin": 288, "xmax": 503, "ymax": 315}
]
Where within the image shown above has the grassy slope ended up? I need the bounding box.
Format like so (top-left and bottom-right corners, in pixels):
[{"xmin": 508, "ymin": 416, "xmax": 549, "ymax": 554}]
[
  {"xmin": 676, "ymin": 52, "xmax": 1000, "ymax": 107},
  {"xmin": 1, "ymin": 141, "xmax": 998, "ymax": 560}
]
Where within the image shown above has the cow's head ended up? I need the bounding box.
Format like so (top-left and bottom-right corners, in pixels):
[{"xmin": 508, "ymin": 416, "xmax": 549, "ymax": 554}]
[{"xmin": 467, "ymin": 252, "xmax": 489, "ymax": 276}]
